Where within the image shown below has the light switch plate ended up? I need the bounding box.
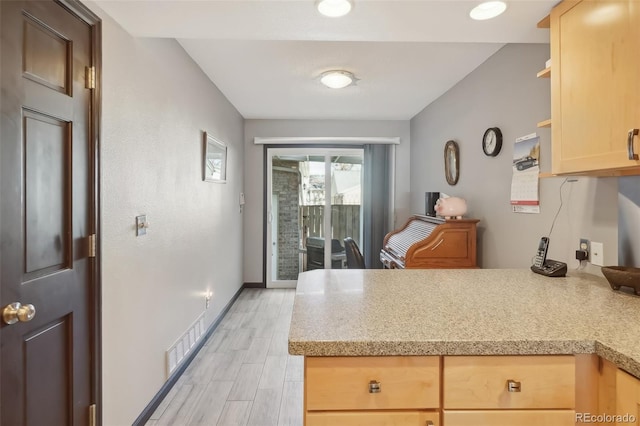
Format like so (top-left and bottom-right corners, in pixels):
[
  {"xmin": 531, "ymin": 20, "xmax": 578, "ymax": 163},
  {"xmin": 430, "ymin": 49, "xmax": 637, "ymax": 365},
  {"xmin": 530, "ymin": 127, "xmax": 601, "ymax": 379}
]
[
  {"xmin": 591, "ymin": 242, "xmax": 604, "ymax": 266},
  {"xmin": 136, "ymin": 215, "xmax": 147, "ymax": 236}
]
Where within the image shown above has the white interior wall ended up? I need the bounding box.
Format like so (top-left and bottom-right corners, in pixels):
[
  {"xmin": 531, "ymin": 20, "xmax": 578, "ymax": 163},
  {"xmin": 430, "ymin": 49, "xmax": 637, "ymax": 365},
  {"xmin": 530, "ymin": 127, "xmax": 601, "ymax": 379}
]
[
  {"xmin": 87, "ymin": 4, "xmax": 245, "ymax": 424},
  {"xmin": 243, "ymin": 120, "xmax": 411, "ymax": 284},
  {"xmin": 410, "ymin": 44, "xmax": 618, "ymax": 273}
]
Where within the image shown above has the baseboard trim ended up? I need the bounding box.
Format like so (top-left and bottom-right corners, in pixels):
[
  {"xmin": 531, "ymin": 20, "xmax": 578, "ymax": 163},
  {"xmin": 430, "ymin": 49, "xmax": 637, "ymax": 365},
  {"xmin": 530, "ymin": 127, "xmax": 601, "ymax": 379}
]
[
  {"xmin": 132, "ymin": 284, "xmax": 246, "ymax": 426},
  {"xmin": 243, "ymin": 282, "xmax": 265, "ymax": 288}
]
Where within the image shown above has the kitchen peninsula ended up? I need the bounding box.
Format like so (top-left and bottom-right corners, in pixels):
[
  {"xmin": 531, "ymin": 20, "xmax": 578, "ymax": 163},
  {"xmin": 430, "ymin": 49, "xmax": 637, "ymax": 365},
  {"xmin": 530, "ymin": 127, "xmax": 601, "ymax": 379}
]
[{"xmin": 289, "ymin": 269, "xmax": 640, "ymax": 425}]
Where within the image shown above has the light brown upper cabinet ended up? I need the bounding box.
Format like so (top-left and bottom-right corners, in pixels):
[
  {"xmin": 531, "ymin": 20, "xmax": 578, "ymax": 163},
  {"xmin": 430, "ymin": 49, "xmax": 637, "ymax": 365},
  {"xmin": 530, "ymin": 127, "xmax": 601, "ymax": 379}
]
[{"xmin": 550, "ymin": 0, "xmax": 640, "ymax": 175}]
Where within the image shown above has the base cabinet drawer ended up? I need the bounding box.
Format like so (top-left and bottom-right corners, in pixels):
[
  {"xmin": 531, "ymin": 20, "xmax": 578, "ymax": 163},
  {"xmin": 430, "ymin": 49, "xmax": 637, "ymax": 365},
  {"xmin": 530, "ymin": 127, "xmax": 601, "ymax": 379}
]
[
  {"xmin": 306, "ymin": 356, "xmax": 439, "ymax": 410},
  {"xmin": 444, "ymin": 355, "xmax": 575, "ymax": 409},
  {"xmin": 443, "ymin": 410, "xmax": 575, "ymax": 426},
  {"xmin": 307, "ymin": 410, "xmax": 440, "ymax": 426}
]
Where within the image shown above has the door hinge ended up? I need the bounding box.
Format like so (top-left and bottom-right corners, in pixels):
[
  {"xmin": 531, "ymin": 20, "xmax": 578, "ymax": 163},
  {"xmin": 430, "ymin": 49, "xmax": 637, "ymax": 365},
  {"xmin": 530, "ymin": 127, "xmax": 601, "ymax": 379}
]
[
  {"xmin": 85, "ymin": 66, "xmax": 96, "ymax": 89},
  {"xmin": 89, "ymin": 404, "xmax": 96, "ymax": 426},
  {"xmin": 88, "ymin": 234, "xmax": 96, "ymax": 258}
]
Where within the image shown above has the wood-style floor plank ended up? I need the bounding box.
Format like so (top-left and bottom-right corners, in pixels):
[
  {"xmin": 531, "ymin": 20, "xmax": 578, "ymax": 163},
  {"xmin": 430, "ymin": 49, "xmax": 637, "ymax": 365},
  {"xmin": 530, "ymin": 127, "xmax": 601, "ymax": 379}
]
[
  {"xmin": 284, "ymin": 355, "xmax": 303, "ymax": 382},
  {"xmin": 247, "ymin": 388, "xmax": 282, "ymax": 426},
  {"xmin": 145, "ymin": 289, "xmax": 301, "ymax": 426},
  {"xmin": 258, "ymin": 356, "xmax": 287, "ymax": 390},
  {"xmin": 243, "ymin": 337, "xmax": 271, "ymax": 364},
  {"xmin": 217, "ymin": 401, "xmax": 252, "ymax": 426},
  {"xmin": 186, "ymin": 381, "xmax": 233, "ymax": 426},
  {"xmin": 227, "ymin": 363, "xmax": 264, "ymax": 401},
  {"xmin": 277, "ymin": 381, "xmax": 303, "ymax": 426},
  {"xmin": 155, "ymin": 384, "xmax": 206, "ymax": 426}
]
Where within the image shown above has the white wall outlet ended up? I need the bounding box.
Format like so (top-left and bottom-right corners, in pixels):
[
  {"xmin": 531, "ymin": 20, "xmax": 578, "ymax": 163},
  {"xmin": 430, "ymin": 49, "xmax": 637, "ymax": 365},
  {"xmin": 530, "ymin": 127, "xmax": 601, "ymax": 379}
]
[{"xmin": 591, "ymin": 242, "xmax": 604, "ymax": 266}]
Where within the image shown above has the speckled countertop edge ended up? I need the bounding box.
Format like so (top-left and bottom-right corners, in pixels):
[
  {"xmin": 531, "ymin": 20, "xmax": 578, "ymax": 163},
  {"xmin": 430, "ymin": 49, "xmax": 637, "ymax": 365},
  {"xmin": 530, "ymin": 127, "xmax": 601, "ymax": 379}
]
[{"xmin": 288, "ymin": 269, "xmax": 640, "ymax": 378}]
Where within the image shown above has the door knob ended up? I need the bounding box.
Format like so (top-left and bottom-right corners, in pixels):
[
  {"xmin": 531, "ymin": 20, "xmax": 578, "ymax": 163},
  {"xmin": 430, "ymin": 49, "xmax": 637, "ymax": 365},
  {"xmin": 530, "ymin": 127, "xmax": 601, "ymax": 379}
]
[{"xmin": 3, "ymin": 302, "xmax": 36, "ymax": 325}]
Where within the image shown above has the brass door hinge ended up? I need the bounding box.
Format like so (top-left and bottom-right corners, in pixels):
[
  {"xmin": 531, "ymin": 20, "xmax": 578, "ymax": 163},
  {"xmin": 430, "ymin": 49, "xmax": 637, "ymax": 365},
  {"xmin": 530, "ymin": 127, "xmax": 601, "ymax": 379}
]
[
  {"xmin": 89, "ymin": 404, "xmax": 96, "ymax": 426},
  {"xmin": 85, "ymin": 66, "xmax": 96, "ymax": 89},
  {"xmin": 88, "ymin": 234, "xmax": 96, "ymax": 258}
]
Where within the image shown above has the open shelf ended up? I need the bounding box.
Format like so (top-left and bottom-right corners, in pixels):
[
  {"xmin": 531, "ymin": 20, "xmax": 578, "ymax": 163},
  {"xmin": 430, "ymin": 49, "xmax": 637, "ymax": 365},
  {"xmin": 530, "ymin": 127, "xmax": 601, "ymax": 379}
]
[
  {"xmin": 537, "ymin": 14, "xmax": 550, "ymax": 29},
  {"xmin": 537, "ymin": 119, "xmax": 552, "ymax": 128},
  {"xmin": 537, "ymin": 67, "xmax": 551, "ymax": 78}
]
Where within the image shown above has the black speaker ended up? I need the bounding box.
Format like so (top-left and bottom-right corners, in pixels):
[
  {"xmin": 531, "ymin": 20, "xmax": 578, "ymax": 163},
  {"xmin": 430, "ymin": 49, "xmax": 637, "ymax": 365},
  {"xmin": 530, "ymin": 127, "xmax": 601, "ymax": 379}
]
[{"xmin": 425, "ymin": 192, "xmax": 440, "ymax": 216}]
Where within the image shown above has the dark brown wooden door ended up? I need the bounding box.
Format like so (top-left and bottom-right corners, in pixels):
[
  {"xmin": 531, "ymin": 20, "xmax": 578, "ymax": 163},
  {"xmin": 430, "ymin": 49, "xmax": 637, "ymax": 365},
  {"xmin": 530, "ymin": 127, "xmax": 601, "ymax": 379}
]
[{"xmin": 1, "ymin": 1, "xmax": 96, "ymax": 425}]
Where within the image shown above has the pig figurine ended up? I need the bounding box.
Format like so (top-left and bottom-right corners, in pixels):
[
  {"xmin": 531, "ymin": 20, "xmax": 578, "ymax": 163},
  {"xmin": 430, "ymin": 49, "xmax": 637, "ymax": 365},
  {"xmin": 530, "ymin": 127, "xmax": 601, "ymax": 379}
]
[{"xmin": 435, "ymin": 197, "xmax": 467, "ymax": 219}]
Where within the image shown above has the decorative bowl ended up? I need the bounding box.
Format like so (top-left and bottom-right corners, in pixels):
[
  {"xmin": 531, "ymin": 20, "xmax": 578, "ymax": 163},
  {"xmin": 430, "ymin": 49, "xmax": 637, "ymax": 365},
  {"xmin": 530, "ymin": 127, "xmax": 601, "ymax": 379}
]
[{"xmin": 602, "ymin": 266, "xmax": 640, "ymax": 295}]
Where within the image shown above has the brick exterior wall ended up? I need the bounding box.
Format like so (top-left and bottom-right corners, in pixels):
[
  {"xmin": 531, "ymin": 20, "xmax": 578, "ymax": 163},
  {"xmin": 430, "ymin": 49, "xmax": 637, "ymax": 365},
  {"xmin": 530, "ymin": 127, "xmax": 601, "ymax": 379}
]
[{"xmin": 273, "ymin": 166, "xmax": 300, "ymax": 280}]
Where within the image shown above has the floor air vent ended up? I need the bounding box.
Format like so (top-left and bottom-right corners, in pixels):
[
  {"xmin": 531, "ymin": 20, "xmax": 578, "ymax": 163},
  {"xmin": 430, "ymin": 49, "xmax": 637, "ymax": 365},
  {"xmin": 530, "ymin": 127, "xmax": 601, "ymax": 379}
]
[{"xmin": 166, "ymin": 312, "xmax": 205, "ymax": 378}]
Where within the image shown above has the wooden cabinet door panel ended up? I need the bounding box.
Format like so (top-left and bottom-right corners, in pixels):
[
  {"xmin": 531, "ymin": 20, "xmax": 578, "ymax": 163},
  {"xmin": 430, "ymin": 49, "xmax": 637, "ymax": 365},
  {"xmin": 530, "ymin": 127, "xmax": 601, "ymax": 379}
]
[
  {"xmin": 444, "ymin": 410, "xmax": 575, "ymax": 426},
  {"xmin": 307, "ymin": 410, "xmax": 439, "ymax": 426},
  {"xmin": 616, "ymin": 369, "xmax": 640, "ymax": 426},
  {"xmin": 305, "ymin": 356, "xmax": 439, "ymax": 411},
  {"xmin": 551, "ymin": 0, "xmax": 640, "ymax": 174},
  {"xmin": 443, "ymin": 355, "xmax": 575, "ymax": 409}
]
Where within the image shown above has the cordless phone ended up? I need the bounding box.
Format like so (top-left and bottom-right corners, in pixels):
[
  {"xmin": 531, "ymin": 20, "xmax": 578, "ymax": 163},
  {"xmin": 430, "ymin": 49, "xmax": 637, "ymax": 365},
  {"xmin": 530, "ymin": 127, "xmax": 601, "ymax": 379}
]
[
  {"xmin": 531, "ymin": 237, "xmax": 568, "ymax": 277},
  {"xmin": 533, "ymin": 237, "xmax": 549, "ymax": 268}
]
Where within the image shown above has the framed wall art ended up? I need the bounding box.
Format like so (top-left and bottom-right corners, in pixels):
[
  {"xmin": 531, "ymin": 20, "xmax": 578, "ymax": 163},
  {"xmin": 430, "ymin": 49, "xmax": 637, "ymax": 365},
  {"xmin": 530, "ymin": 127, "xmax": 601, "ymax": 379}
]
[{"xmin": 203, "ymin": 132, "xmax": 227, "ymax": 183}]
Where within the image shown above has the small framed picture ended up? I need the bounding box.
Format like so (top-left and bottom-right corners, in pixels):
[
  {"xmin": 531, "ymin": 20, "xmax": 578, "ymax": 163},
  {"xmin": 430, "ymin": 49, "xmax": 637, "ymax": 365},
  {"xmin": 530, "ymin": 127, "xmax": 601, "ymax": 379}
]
[{"xmin": 203, "ymin": 132, "xmax": 227, "ymax": 183}]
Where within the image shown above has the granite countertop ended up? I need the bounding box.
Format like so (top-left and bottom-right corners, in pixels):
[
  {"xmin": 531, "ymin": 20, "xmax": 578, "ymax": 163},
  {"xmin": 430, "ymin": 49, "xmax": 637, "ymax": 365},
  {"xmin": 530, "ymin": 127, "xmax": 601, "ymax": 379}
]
[{"xmin": 288, "ymin": 269, "xmax": 640, "ymax": 377}]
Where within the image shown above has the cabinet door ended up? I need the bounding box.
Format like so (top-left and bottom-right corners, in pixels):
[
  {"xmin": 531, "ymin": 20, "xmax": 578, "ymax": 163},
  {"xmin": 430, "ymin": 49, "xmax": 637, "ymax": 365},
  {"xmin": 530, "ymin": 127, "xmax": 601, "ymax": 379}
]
[
  {"xmin": 616, "ymin": 369, "xmax": 640, "ymax": 426},
  {"xmin": 444, "ymin": 410, "xmax": 574, "ymax": 426},
  {"xmin": 307, "ymin": 410, "xmax": 439, "ymax": 426},
  {"xmin": 551, "ymin": 0, "xmax": 640, "ymax": 174}
]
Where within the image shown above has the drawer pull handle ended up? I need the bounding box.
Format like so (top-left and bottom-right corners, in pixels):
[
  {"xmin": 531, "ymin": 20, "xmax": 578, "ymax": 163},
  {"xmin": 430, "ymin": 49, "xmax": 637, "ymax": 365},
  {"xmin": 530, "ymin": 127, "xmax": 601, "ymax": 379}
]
[
  {"xmin": 368, "ymin": 380, "xmax": 381, "ymax": 393},
  {"xmin": 426, "ymin": 422, "xmax": 434, "ymax": 426},
  {"xmin": 507, "ymin": 379, "xmax": 521, "ymax": 392},
  {"xmin": 628, "ymin": 129, "xmax": 639, "ymax": 160}
]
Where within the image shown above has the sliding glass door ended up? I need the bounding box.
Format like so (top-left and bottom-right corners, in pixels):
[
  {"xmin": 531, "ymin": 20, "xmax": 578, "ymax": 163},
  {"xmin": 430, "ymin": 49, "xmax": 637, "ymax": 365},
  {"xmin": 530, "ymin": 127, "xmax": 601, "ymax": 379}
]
[{"xmin": 266, "ymin": 148, "xmax": 364, "ymax": 288}]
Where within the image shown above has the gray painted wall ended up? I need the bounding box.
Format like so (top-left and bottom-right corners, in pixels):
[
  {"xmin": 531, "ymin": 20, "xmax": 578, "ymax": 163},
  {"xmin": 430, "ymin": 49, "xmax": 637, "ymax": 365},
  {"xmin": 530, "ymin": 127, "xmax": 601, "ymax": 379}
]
[
  {"xmin": 619, "ymin": 177, "xmax": 640, "ymax": 267},
  {"xmin": 410, "ymin": 44, "xmax": 618, "ymax": 272},
  {"xmin": 243, "ymin": 119, "xmax": 410, "ymax": 284},
  {"xmin": 87, "ymin": 4, "xmax": 245, "ymax": 424}
]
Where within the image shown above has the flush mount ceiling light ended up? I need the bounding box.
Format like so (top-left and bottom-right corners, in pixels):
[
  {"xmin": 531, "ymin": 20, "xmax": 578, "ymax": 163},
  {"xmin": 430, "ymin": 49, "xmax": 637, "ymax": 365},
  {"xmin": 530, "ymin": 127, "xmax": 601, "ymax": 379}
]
[
  {"xmin": 320, "ymin": 70, "xmax": 355, "ymax": 89},
  {"xmin": 470, "ymin": 1, "xmax": 507, "ymax": 20},
  {"xmin": 317, "ymin": 0, "xmax": 353, "ymax": 17}
]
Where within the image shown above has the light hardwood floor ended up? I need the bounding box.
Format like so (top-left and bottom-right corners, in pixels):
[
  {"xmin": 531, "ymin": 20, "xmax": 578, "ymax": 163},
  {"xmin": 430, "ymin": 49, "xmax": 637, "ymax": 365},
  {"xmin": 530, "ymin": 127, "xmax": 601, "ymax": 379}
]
[{"xmin": 146, "ymin": 288, "xmax": 302, "ymax": 426}]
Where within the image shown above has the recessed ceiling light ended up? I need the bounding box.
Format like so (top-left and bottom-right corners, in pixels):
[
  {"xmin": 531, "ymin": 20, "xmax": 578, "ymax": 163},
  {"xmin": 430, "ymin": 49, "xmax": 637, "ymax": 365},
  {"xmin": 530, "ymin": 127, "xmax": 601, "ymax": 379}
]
[
  {"xmin": 317, "ymin": 0, "xmax": 352, "ymax": 18},
  {"xmin": 320, "ymin": 70, "xmax": 355, "ymax": 89},
  {"xmin": 470, "ymin": 1, "xmax": 507, "ymax": 20}
]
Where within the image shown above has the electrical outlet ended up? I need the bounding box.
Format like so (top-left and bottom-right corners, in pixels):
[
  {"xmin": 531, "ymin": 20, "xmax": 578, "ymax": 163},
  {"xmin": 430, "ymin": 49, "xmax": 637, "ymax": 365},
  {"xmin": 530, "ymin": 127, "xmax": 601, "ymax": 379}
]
[
  {"xmin": 591, "ymin": 242, "xmax": 604, "ymax": 266},
  {"xmin": 205, "ymin": 291, "xmax": 212, "ymax": 309},
  {"xmin": 579, "ymin": 238, "xmax": 590, "ymax": 252},
  {"xmin": 576, "ymin": 238, "xmax": 590, "ymax": 261}
]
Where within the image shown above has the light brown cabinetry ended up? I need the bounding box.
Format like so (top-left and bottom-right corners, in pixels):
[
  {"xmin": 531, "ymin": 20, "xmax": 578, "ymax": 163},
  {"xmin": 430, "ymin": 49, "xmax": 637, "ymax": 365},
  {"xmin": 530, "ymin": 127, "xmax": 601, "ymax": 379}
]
[
  {"xmin": 580, "ymin": 357, "xmax": 640, "ymax": 425},
  {"xmin": 442, "ymin": 355, "xmax": 576, "ymax": 425},
  {"xmin": 304, "ymin": 355, "xmax": 577, "ymax": 425},
  {"xmin": 304, "ymin": 356, "xmax": 440, "ymax": 425},
  {"xmin": 306, "ymin": 411, "xmax": 439, "ymax": 426},
  {"xmin": 550, "ymin": 0, "xmax": 640, "ymax": 175},
  {"xmin": 614, "ymin": 369, "xmax": 640, "ymax": 426},
  {"xmin": 444, "ymin": 410, "xmax": 574, "ymax": 425}
]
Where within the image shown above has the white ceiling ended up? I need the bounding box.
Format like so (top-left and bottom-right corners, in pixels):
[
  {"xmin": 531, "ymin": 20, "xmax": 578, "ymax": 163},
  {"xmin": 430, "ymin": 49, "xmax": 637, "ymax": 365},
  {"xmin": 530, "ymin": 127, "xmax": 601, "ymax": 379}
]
[{"xmin": 96, "ymin": 0, "xmax": 554, "ymax": 120}]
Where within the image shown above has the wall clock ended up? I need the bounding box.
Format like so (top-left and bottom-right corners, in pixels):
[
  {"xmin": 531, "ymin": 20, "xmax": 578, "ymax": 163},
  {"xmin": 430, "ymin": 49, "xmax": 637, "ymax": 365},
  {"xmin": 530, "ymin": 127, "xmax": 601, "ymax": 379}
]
[{"xmin": 482, "ymin": 127, "xmax": 502, "ymax": 157}]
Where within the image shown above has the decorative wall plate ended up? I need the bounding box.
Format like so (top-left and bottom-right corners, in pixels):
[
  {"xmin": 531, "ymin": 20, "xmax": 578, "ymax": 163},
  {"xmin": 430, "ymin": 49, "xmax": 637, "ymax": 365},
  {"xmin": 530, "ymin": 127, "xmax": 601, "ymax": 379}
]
[{"xmin": 444, "ymin": 140, "xmax": 460, "ymax": 185}]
